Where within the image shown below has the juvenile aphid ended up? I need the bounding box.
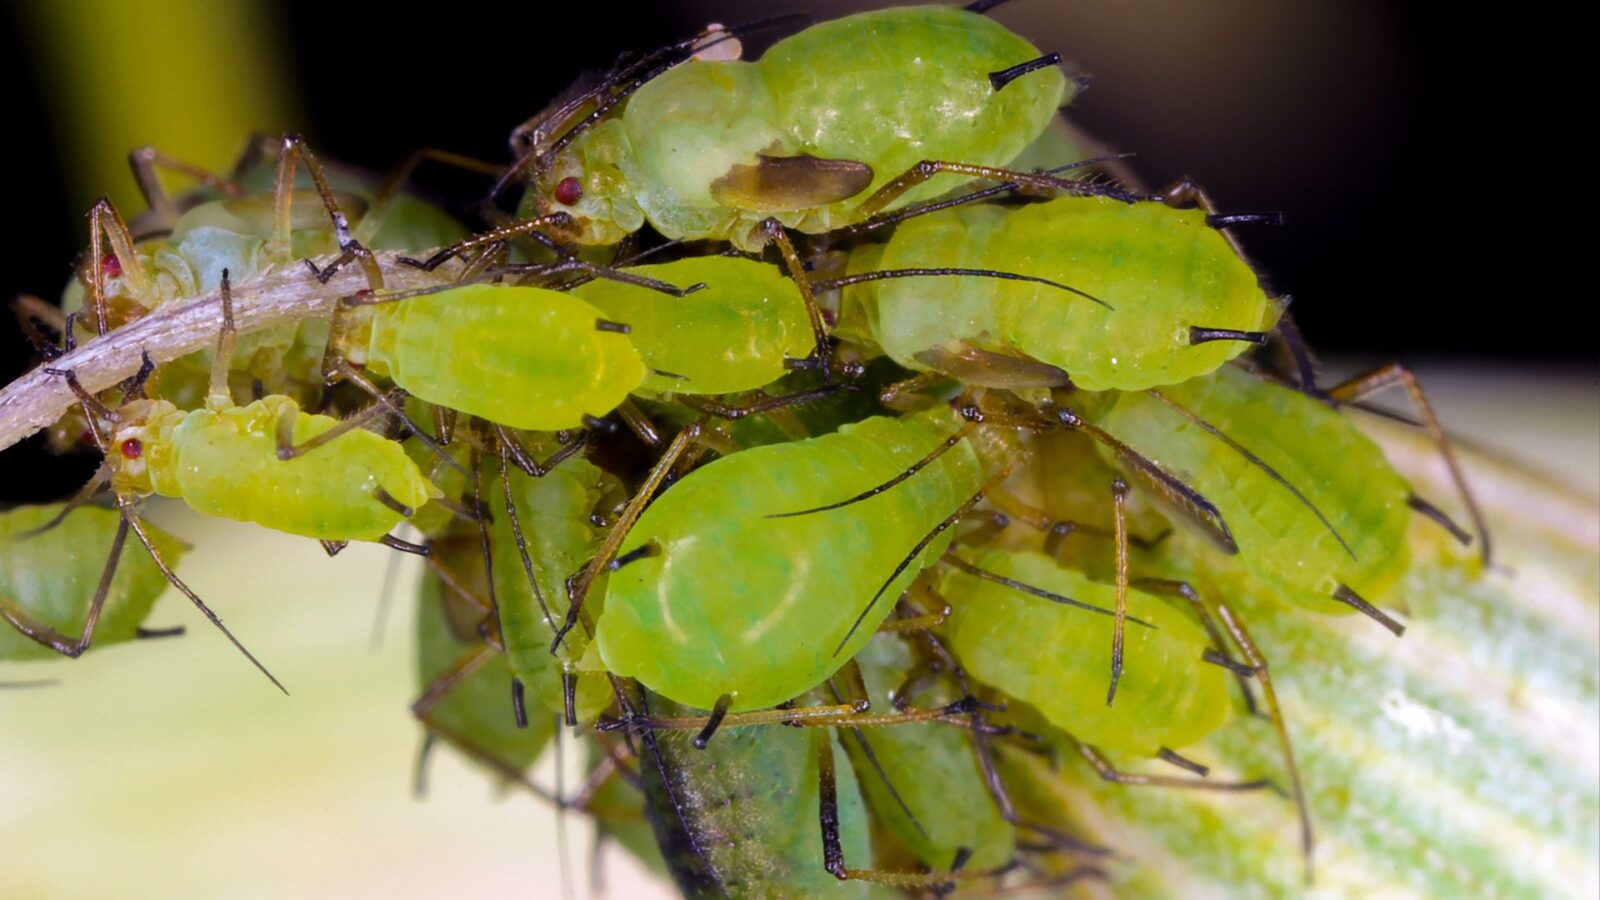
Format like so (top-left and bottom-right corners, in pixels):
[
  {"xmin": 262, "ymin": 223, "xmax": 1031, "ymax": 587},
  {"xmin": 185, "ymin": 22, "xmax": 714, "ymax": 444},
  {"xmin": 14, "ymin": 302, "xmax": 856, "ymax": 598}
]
[
  {"xmin": 571, "ymin": 255, "xmax": 815, "ymax": 396},
  {"xmin": 840, "ymin": 194, "xmax": 1281, "ymax": 391},
  {"xmin": 1096, "ymin": 365, "xmax": 1437, "ymax": 631},
  {"xmin": 511, "ymin": 5, "xmax": 1088, "ymax": 251},
  {"xmin": 1, "ymin": 504, "xmax": 185, "ymax": 661},
  {"xmin": 331, "ymin": 282, "xmax": 648, "ymax": 432}
]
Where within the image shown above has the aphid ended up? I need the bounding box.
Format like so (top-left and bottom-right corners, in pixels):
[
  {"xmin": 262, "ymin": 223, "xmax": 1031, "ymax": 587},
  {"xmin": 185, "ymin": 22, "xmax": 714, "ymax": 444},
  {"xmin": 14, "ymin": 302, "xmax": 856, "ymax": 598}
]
[
  {"xmin": 1095, "ymin": 364, "xmax": 1480, "ymax": 631},
  {"xmin": 594, "ymin": 407, "xmax": 993, "ymax": 713},
  {"xmin": 838, "ymin": 191, "xmax": 1282, "ymax": 392},
  {"xmin": 23, "ymin": 272, "xmax": 439, "ymax": 688},
  {"xmin": 1, "ymin": 503, "xmax": 185, "ymax": 662},
  {"xmin": 940, "ymin": 547, "xmax": 1313, "ymax": 872},
  {"xmin": 838, "ymin": 633, "xmax": 1015, "ymax": 873},
  {"xmin": 330, "ymin": 281, "xmax": 650, "ymax": 432},
  {"xmin": 509, "ymin": 5, "xmax": 1093, "ymax": 252},
  {"xmin": 571, "ymin": 255, "xmax": 815, "ymax": 397}
]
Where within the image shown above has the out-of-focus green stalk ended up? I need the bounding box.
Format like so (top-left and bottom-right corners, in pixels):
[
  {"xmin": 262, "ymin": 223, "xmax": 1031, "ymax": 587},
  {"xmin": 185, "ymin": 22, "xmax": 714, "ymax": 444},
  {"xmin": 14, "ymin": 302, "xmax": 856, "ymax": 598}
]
[{"xmin": 18, "ymin": 0, "xmax": 295, "ymax": 208}]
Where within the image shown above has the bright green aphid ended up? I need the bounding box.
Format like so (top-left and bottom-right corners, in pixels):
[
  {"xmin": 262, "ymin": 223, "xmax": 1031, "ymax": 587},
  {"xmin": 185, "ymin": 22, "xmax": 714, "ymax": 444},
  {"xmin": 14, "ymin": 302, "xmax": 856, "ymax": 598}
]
[
  {"xmin": 0, "ymin": 504, "xmax": 184, "ymax": 662},
  {"xmin": 841, "ymin": 196, "xmax": 1280, "ymax": 391},
  {"xmin": 596, "ymin": 408, "xmax": 990, "ymax": 712},
  {"xmin": 943, "ymin": 548, "xmax": 1229, "ymax": 758},
  {"xmin": 520, "ymin": 5, "xmax": 1076, "ymax": 251},
  {"xmin": 1099, "ymin": 365, "xmax": 1415, "ymax": 629},
  {"xmin": 336, "ymin": 283, "xmax": 647, "ymax": 432},
  {"xmin": 572, "ymin": 256, "xmax": 814, "ymax": 395}
]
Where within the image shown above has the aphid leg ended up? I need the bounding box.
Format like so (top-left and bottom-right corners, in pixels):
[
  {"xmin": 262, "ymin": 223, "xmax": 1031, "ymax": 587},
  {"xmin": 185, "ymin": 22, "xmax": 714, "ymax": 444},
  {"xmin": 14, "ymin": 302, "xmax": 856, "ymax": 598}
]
[
  {"xmin": 13, "ymin": 294, "xmax": 67, "ymax": 360},
  {"xmin": 497, "ymin": 425, "xmax": 587, "ymax": 478},
  {"xmin": 320, "ymin": 540, "xmax": 349, "ymax": 557},
  {"xmin": 814, "ymin": 732, "xmax": 1006, "ymax": 890},
  {"xmin": 1324, "ymin": 362, "xmax": 1491, "ymax": 565},
  {"xmin": 1075, "ymin": 742, "xmax": 1277, "ymax": 792},
  {"xmin": 378, "ymin": 533, "xmax": 430, "ymax": 556},
  {"xmin": 1156, "ymin": 747, "xmax": 1210, "ymax": 776},
  {"xmin": 409, "ymin": 640, "xmax": 560, "ymax": 807},
  {"xmin": 469, "ymin": 449, "xmax": 507, "ymax": 642},
  {"xmin": 45, "ymin": 367, "xmax": 116, "ymax": 449},
  {"xmin": 272, "ymin": 392, "xmax": 392, "ymax": 461},
  {"xmin": 118, "ymin": 499, "xmax": 287, "ymax": 693},
  {"xmin": 674, "ymin": 384, "xmax": 847, "ymax": 422},
  {"xmin": 1044, "ymin": 404, "xmax": 1238, "ymax": 554},
  {"xmin": 126, "ymin": 145, "xmax": 244, "ymax": 229},
  {"xmin": 304, "ymin": 359, "xmax": 462, "ymax": 475},
  {"xmin": 956, "ymin": 508, "xmax": 1011, "ymax": 548},
  {"xmin": 1106, "ymin": 479, "xmax": 1130, "ymax": 708},
  {"xmin": 497, "ymin": 440, "xmax": 557, "ymax": 635},
  {"xmin": 272, "ymin": 135, "xmax": 385, "ymax": 291},
  {"xmin": 554, "ymin": 421, "xmax": 705, "ymax": 652},
  {"xmin": 1130, "ymin": 578, "xmax": 1261, "ymax": 716},
  {"xmin": 1203, "ymin": 601, "xmax": 1316, "ymax": 883},
  {"xmin": 1270, "ymin": 310, "xmax": 1322, "ymax": 392},
  {"xmin": 824, "ymin": 674, "xmax": 935, "ymax": 844},
  {"xmin": 853, "ymin": 160, "xmax": 1136, "ymax": 220},
  {"xmin": 207, "ymin": 271, "xmax": 241, "ymax": 408},
  {"xmin": 0, "ymin": 515, "xmax": 129, "ymax": 657},
  {"xmin": 598, "ymin": 696, "xmax": 988, "ymax": 736},
  {"xmin": 615, "ymin": 400, "xmax": 661, "ymax": 447},
  {"xmin": 875, "ymin": 600, "xmax": 952, "ymax": 634},
  {"xmin": 760, "ymin": 219, "xmax": 833, "ymax": 381},
  {"xmin": 877, "ymin": 372, "xmax": 948, "ymax": 410},
  {"xmin": 1331, "ymin": 583, "xmax": 1406, "ymax": 636},
  {"xmin": 1155, "ymin": 177, "xmax": 1259, "ymax": 263},
  {"xmin": 84, "ymin": 196, "xmax": 152, "ymax": 335},
  {"xmin": 399, "ymin": 214, "xmax": 575, "ymax": 272},
  {"xmin": 16, "ymin": 465, "xmax": 111, "ymax": 538}
]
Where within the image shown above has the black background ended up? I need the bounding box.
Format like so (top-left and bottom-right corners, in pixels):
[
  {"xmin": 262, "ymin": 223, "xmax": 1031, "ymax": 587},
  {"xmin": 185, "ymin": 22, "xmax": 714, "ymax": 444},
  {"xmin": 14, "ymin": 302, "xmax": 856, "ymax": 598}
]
[{"xmin": 0, "ymin": 1, "xmax": 1583, "ymax": 502}]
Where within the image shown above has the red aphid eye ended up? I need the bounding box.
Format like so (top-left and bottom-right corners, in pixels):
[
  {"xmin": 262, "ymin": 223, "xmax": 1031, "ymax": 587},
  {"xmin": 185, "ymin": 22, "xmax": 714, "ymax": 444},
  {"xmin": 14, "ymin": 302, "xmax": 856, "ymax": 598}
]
[
  {"xmin": 554, "ymin": 176, "xmax": 584, "ymax": 206},
  {"xmin": 119, "ymin": 437, "xmax": 143, "ymax": 460},
  {"xmin": 101, "ymin": 253, "xmax": 122, "ymax": 278}
]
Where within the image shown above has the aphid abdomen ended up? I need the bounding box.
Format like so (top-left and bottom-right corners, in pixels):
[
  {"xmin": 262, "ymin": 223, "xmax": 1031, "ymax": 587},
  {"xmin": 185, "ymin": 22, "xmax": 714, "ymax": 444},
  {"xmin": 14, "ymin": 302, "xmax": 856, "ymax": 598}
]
[
  {"xmin": 761, "ymin": 6, "xmax": 1069, "ymax": 216},
  {"xmin": 596, "ymin": 411, "xmax": 984, "ymax": 712},
  {"xmin": 942, "ymin": 549, "xmax": 1229, "ymax": 758},
  {"xmin": 992, "ymin": 199, "xmax": 1276, "ymax": 391},
  {"xmin": 367, "ymin": 284, "xmax": 645, "ymax": 431},
  {"xmin": 861, "ymin": 203, "xmax": 1014, "ymax": 372},
  {"xmin": 573, "ymin": 256, "xmax": 812, "ymax": 395},
  {"xmin": 1100, "ymin": 366, "xmax": 1413, "ymax": 610},
  {"xmin": 166, "ymin": 396, "xmax": 435, "ymax": 541}
]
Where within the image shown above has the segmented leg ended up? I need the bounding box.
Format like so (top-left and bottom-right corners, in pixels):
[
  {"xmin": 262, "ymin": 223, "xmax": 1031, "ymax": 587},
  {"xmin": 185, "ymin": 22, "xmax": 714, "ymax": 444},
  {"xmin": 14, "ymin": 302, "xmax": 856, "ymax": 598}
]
[
  {"xmin": 853, "ymin": 159, "xmax": 1135, "ymax": 220},
  {"xmin": 0, "ymin": 515, "xmax": 129, "ymax": 657},
  {"xmin": 127, "ymin": 145, "xmax": 244, "ymax": 229},
  {"xmin": 1324, "ymin": 362, "xmax": 1490, "ymax": 565},
  {"xmin": 272, "ymin": 134, "xmax": 385, "ymax": 291},
  {"xmin": 760, "ymin": 218, "xmax": 833, "ymax": 380},
  {"xmin": 85, "ymin": 197, "xmax": 152, "ymax": 335},
  {"xmin": 1076, "ymin": 742, "xmax": 1277, "ymax": 792}
]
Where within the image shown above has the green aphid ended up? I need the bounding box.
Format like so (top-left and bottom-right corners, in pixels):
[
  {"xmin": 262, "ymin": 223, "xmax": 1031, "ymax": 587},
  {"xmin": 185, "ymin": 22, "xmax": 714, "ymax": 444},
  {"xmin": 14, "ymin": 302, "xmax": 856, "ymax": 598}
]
[
  {"xmin": 1, "ymin": 504, "xmax": 184, "ymax": 662},
  {"xmin": 638, "ymin": 694, "xmax": 876, "ymax": 898},
  {"xmin": 840, "ymin": 196, "xmax": 1280, "ymax": 392},
  {"xmin": 942, "ymin": 548, "xmax": 1230, "ymax": 759},
  {"xmin": 335, "ymin": 282, "xmax": 648, "ymax": 432},
  {"xmin": 519, "ymin": 5, "xmax": 1083, "ymax": 251},
  {"xmin": 1098, "ymin": 365, "xmax": 1416, "ymax": 631},
  {"xmin": 841, "ymin": 635, "xmax": 1015, "ymax": 872},
  {"xmin": 596, "ymin": 407, "xmax": 995, "ymax": 713},
  {"xmin": 572, "ymin": 255, "xmax": 814, "ymax": 396}
]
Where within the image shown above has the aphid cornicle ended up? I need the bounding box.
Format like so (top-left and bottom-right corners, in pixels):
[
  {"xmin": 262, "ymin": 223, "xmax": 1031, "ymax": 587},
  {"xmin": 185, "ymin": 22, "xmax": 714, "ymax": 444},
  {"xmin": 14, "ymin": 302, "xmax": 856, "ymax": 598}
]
[
  {"xmin": 0, "ymin": 504, "xmax": 185, "ymax": 661},
  {"xmin": 840, "ymin": 194, "xmax": 1282, "ymax": 391},
  {"xmin": 515, "ymin": 5, "xmax": 1081, "ymax": 251}
]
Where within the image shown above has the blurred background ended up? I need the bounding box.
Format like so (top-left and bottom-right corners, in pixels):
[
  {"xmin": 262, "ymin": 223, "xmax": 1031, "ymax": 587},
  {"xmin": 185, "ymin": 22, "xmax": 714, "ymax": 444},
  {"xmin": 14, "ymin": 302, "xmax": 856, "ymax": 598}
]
[{"xmin": 0, "ymin": 3, "xmax": 1593, "ymax": 897}]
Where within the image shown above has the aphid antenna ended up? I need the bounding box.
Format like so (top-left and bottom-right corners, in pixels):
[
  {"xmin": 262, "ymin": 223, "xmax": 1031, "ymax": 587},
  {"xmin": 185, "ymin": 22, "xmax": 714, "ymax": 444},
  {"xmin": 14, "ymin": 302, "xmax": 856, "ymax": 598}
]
[
  {"xmin": 814, "ymin": 266, "xmax": 1110, "ymax": 310},
  {"xmin": 1144, "ymin": 387, "xmax": 1358, "ymax": 561},
  {"xmin": 939, "ymin": 552, "xmax": 1156, "ymax": 628}
]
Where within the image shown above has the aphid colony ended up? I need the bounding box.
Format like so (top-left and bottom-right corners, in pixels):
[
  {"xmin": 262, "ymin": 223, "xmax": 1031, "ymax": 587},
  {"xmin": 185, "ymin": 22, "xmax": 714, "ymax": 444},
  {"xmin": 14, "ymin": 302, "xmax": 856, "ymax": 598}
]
[{"xmin": 1, "ymin": 4, "xmax": 1490, "ymax": 895}]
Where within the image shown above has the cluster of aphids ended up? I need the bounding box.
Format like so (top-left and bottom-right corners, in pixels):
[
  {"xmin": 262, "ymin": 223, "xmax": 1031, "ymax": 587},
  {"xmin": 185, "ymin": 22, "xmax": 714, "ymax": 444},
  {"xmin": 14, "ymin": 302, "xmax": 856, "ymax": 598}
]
[{"xmin": 1, "ymin": 3, "xmax": 1491, "ymax": 895}]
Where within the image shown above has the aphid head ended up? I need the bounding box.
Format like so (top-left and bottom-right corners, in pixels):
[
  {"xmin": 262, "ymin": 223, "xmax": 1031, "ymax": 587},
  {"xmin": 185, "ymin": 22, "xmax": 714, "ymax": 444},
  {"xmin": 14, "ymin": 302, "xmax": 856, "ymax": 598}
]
[
  {"xmin": 105, "ymin": 399, "xmax": 178, "ymax": 496},
  {"xmin": 525, "ymin": 120, "xmax": 642, "ymax": 246}
]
